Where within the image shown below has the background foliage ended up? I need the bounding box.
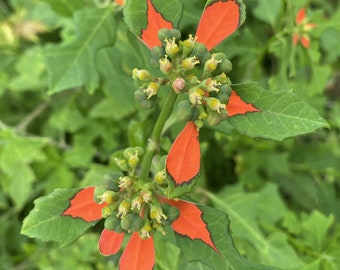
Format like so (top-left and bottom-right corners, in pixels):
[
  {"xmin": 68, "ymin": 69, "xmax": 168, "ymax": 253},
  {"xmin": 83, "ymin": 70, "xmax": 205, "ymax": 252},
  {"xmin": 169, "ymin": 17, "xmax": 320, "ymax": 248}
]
[{"xmin": 0, "ymin": 0, "xmax": 340, "ymax": 269}]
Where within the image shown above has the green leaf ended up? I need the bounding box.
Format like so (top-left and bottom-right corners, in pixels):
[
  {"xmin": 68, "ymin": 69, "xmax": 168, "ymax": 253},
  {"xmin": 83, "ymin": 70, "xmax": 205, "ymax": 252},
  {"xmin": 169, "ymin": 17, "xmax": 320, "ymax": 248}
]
[
  {"xmin": 40, "ymin": 0, "xmax": 88, "ymax": 17},
  {"xmin": 0, "ymin": 128, "xmax": 47, "ymax": 208},
  {"xmin": 253, "ymin": 0, "xmax": 283, "ymax": 28},
  {"xmin": 208, "ymin": 183, "xmax": 305, "ymax": 269},
  {"xmin": 44, "ymin": 7, "xmax": 117, "ymax": 94},
  {"xmin": 21, "ymin": 188, "xmax": 98, "ymax": 247},
  {"xmin": 228, "ymin": 82, "xmax": 329, "ymax": 141},
  {"xmin": 175, "ymin": 203, "xmax": 278, "ymax": 270}
]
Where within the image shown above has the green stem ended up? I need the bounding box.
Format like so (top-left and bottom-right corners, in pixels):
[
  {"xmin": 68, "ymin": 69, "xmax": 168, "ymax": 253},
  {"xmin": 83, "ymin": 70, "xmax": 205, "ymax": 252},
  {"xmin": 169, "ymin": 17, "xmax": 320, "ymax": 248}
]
[{"xmin": 140, "ymin": 89, "xmax": 178, "ymax": 183}]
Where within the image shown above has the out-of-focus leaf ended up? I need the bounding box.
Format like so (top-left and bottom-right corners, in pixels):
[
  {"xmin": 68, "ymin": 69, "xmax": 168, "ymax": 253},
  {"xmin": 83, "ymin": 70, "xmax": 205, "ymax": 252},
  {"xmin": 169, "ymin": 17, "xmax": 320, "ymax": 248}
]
[{"xmin": 44, "ymin": 7, "xmax": 117, "ymax": 94}]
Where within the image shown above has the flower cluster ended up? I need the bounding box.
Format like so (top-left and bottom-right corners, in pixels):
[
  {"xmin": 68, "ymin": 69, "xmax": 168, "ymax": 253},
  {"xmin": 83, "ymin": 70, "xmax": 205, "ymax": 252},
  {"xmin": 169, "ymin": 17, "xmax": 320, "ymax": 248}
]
[
  {"xmin": 133, "ymin": 28, "xmax": 235, "ymax": 128},
  {"xmin": 293, "ymin": 7, "xmax": 316, "ymax": 48}
]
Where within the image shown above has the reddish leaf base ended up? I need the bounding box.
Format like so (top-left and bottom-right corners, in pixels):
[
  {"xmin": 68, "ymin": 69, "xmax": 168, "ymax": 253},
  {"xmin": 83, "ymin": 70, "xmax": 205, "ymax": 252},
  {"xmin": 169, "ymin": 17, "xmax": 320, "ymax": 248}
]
[
  {"xmin": 163, "ymin": 198, "xmax": 218, "ymax": 253},
  {"xmin": 141, "ymin": 0, "xmax": 173, "ymax": 48},
  {"xmin": 226, "ymin": 90, "xmax": 260, "ymax": 116},
  {"xmin": 166, "ymin": 122, "xmax": 200, "ymax": 185},
  {"xmin": 196, "ymin": 0, "xmax": 241, "ymax": 50},
  {"xmin": 62, "ymin": 187, "xmax": 106, "ymax": 222}
]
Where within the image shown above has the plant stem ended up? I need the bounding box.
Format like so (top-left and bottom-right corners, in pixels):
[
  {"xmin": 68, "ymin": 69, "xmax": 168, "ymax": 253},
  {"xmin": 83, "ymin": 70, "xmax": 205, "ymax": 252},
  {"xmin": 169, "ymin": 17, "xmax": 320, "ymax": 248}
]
[{"xmin": 140, "ymin": 89, "xmax": 177, "ymax": 183}]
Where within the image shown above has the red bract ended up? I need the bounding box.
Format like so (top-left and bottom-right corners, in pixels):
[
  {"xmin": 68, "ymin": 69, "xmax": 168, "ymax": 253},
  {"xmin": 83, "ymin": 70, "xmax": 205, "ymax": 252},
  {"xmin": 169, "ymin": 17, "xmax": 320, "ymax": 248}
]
[
  {"xmin": 293, "ymin": 7, "xmax": 316, "ymax": 48},
  {"xmin": 62, "ymin": 187, "xmax": 218, "ymax": 270},
  {"xmin": 139, "ymin": 0, "xmax": 259, "ymax": 185}
]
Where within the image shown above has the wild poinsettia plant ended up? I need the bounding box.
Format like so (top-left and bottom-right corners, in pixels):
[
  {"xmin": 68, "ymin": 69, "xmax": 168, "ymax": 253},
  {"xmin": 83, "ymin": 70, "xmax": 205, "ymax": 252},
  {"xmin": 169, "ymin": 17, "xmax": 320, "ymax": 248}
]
[{"xmin": 21, "ymin": 1, "xmax": 328, "ymax": 270}]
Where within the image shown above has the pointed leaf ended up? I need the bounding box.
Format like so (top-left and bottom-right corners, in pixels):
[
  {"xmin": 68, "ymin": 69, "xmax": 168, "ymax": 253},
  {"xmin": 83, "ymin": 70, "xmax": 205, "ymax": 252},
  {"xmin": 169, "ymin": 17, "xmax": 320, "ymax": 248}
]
[
  {"xmin": 62, "ymin": 187, "xmax": 106, "ymax": 222},
  {"xmin": 226, "ymin": 90, "xmax": 261, "ymax": 116},
  {"xmin": 172, "ymin": 200, "xmax": 277, "ymax": 269},
  {"xmin": 166, "ymin": 122, "xmax": 200, "ymax": 185},
  {"xmin": 196, "ymin": 0, "xmax": 245, "ymax": 50},
  {"xmin": 99, "ymin": 229, "xmax": 125, "ymax": 255},
  {"xmin": 21, "ymin": 188, "xmax": 98, "ymax": 247},
  {"xmin": 44, "ymin": 7, "xmax": 117, "ymax": 94},
  {"xmin": 119, "ymin": 233, "xmax": 155, "ymax": 270},
  {"xmin": 163, "ymin": 198, "xmax": 217, "ymax": 252},
  {"xmin": 227, "ymin": 82, "xmax": 329, "ymax": 141},
  {"xmin": 124, "ymin": 0, "xmax": 182, "ymax": 48}
]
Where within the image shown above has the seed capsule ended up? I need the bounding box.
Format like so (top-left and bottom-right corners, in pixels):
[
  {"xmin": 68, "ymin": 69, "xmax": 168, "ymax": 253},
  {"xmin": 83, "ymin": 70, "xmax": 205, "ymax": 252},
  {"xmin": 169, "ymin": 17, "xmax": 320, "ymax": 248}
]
[
  {"xmin": 120, "ymin": 213, "xmax": 145, "ymax": 232},
  {"xmin": 150, "ymin": 46, "xmax": 164, "ymax": 68},
  {"xmin": 104, "ymin": 214, "xmax": 124, "ymax": 233}
]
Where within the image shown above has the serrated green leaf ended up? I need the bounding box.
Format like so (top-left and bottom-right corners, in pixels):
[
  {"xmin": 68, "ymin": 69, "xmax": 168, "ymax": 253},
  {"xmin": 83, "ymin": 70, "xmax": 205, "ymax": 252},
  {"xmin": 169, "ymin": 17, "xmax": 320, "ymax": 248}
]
[
  {"xmin": 228, "ymin": 82, "xmax": 329, "ymax": 141},
  {"xmin": 44, "ymin": 7, "xmax": 117, "ymax": 94},
  {"xmin": 21, "ymin": 188, "xmax": 98, "ymax": 247},
  {"xmin": 175, "ymin": 203, "xmax": 278, "ymax": 270}
]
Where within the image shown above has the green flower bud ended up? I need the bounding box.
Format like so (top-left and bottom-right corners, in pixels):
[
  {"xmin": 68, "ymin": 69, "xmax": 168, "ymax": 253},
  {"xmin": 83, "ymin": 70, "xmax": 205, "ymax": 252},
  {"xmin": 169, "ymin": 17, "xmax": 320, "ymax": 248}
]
[
  {"xmin": 165, "ymin": 37, "xmax": 180, "ymax": 58},
  {"xmin": 134, "ymin": 87, "xmax": 155, "ymax": 109},
  {"xmin": 205, "ymin": 97, "xmax": 226, "ymax": 113},
  {"xmin": 120, "ymin": 213, "xmax": 144, "ymax": 232},
  {"xmin": 150, "ymin": 46, "xmax": 165, "ymax": 68},
  {"xmin": 104, "ymin": 214, "xmax": 124, "ymax": 233},
  {"xmin": 204, "ymin": 54, "xmax": 222, "ymax": 74},
  {"xmin": 159, "ymin": 55, "xmax": 172, "ymax": 74},
  {"xmin": 118, "ymin": 176, "xmax": 133, "ymax": 189},
  {"xmin": 207, "ymin": 109, "xmax": 228, "ymax": 126},
  {"xmin": 117, "ymin": 200, "xmax": 131, "ymax": 218},
  {"xmin": 181, "ymin": 56, "xmax": 199, "ymax": 71},
  {"xmin": 191, "ymin": 42, "xmax": 210, "ymax": 64},
  {"xmin": 154, "ymin": 169, "xmax": 167, "ymax": 184},
  {"xmin": 158, "ymin": 28, "xmax": 181, "ymax": 46},
  {"xmin": 150, "ymin": 205, "xmax": 167, "ymax": 224},
  {"xmin": 144, "ymin": 82, "xmax": 160, "ymax": 99},
  {"xmin": 103, "ymin": 172, "xmax": 122, "ymax": 192},
  {"xmin": 93, "ymin": 186, "xmax": 108, "ymax": 203},
  {"xmin": 161, "ymin": 204, "xmax": 180, "ymax": 226},
  {"xmin": 180, "ymin": 34, "xmax": 197, "ymax": 56},
  {"xmin": 102, "ymin": 204, "xmax": 116, "ymax": 218},
  {"xmin": 217, "ymin": 84, "xmax": 232, "ymax": 104},
  {"xmin": 177, "ymin": 100, "xmax": 194, "ymax": 122},
  {"xmin": 194, "ymin": 119, "xmax": 204, "ymax": 129},
  {"xmin": 132, "ymin": 68, "xmax": 152, "ymax": 81},
  {"xmin": 189, "ymin": 88, "xmax": 205, "ymax": 105},
  {"xmin": 213, "ymin": 53, "xmax": 232, "ymax": 74},
  {"xmin": 99, "ymin": 190, "xmax": 117, "ymax": 204}
]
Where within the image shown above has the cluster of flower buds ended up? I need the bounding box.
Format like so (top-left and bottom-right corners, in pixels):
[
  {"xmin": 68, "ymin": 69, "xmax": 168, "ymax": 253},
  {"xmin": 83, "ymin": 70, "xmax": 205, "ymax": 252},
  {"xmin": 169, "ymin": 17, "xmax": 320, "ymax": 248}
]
[
  {"xmin": 133, "ymin": 28, "xmax": 235, "ymax": 127},
  {"xmin": 93, "ymin": 146, "xmax": 180, "ymax": 239}
]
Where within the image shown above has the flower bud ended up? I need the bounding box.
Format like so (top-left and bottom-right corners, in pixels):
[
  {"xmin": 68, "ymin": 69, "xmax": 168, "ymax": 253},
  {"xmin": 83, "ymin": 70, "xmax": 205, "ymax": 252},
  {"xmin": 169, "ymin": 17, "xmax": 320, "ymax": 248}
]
[
  {"xmin": 134, "ymin": 87, "xmax": 155, "ymax": 109},
  {"xmin": 191, "ymin": 42, "xmax": 210, "ymax": 64},
  {"xmin": 181, "ymin": 56, "xmax": 199, "ymax": 71},
  {"xmin": 104, "ymin": 214, "xmax": 124, "ymax": 233},
  {"xmin": 144, "ymin": 82, "xmax": 160, "ymax": 99},
  {"xmin": 158, "ymin": 28, "xmax": 181, "ymax": 46},
  {"xmin": 217, "ymin": 84, "xmax": 232, "ymax": 104},
  {"xmin": 213, "ymin": 53, "xmax": 232, "ymax": 74},
  {"xmin": 172, "ymin": 77, "xmax": 186, "ymax": 93},
  {"xmin": 150, "ymin": 46, "xmax": 165, "ymax": 67},
  {"xmin": 150, "ymin": 205, "xmax": 167, "ymax": 224},
  {"xmin": 207, "ymin": 109, "xmax": 228, "ymax": 126},
  {"xmin": 131, "ymin": 195, "xmax": 143, "ymax": 211},
  {"xmin": 132, "ymin": 68, "xmax": 152, "ymax": 81},
  {"xmin": 118, "ymin": 176, "xmax": 133, "ymax": 189},
  {"xmin": 140, "ymin": 190, "xmax": 152, "ymax": 203},
  {"xmin": 161, "ymin": 204, "xmax": 180, "ymax": 225},
  {"xmin": 204, "ymin": 54, "xmax": 222, "ymax": 74},
  {"xmin": 99, "ymin": 190, "xmax": 117, "ymax": 204},
  {"xmin": 205, "ymin": 97, "xmax": 226, "ymax": 113},
  {"xmin": 140, "ymin": 220, "xmax": 153, "ymax": 239},
  {"xmin": 103, "ymin": 172, "xmax": 123, "ymax": 191},
  {"xmin": 117, "ymin": 200, "xmax": 131, "ymax": 218},
  {"xmin": 203, "ymin": 78, "xmax": 221, "ymax": 92},
  {"xmin": 180, "ymin": 34, "xmax": 197, "ymax": 55},
  {"xmin": 120, "ymin": 213, "xmax": 144, "ymax": 232},
  {"xmin": 154, "ymin": 169, "xmax": 167, "ymax": 184},
  {"xmin": 165, "ymin": 37, "xmax": 180, "ymax": 58},
  {"xmin": 189, "ymin": 88, "xmax": 205, "ymax": 105},
  {"xmin": 93, "ymin": 186, "xmax": 108, "ymax": 203},
  {"xmin": 114, "ymin": 157, "xmax": 129, "ymax": 171},
  {"xmin": 194, "ymin": 119, "xmax": 204, "ymax": 129},
  {"xmin": 159, "ymin": 55, "xmax": 172, "ymax": 74},
  {"xmin": 102, "ymin": 204, "xmax": 116, "ymax": 218},
  {"xmin": 177, "ymin": 100, "xmax": 195, "ymax": 122}
]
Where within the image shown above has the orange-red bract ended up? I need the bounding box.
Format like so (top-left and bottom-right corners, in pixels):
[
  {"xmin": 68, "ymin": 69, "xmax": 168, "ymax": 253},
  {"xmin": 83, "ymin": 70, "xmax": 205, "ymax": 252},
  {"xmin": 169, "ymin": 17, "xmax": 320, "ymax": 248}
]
[
  {"xmin": 62, "ymin": 187, "xmax": 106, "ymax": 222},
  {"xmin": 166, "ymin": 122, "xmax": 200, "ymax": 185},
  {"xmin": 141, "ymin": 0, "xmax": 173, "ymax": 49},
  {"xmin": 99, "ymin": 229, "xmax": 125, "ymax": 255},
  {"xmin": 226, "ymin": 90, "xmax": 260, "ymax": 116},
  {"xmin": 119, "ymin": 233, "xmax": 155, "ymax": 270},
  {"xmin": 196, "ymin": 0, "xmax": 241, "ymax": 51},
  {"xmin": 163, "ymin": 198, "xmax": 218, "ymax": 252}
]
